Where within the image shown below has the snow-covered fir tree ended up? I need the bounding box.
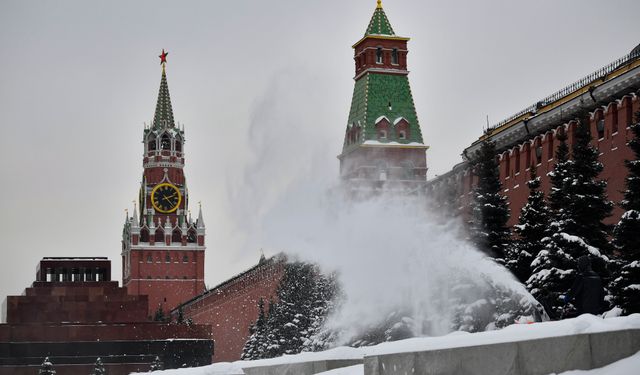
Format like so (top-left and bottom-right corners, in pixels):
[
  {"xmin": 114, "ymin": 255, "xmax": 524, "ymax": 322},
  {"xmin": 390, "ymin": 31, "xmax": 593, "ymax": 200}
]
[
  {"xmin": 547, "ymin": 128, "xmax": 571, "ymax": 222},
  {"xmin": 301, "ymin": 272, "xmax": 340, "ymax": 352},
  {"xmin": 90, "ymin": 357, "xmax": 106, "ymax": 375},
  {"xmin": 611, "ymin": 116, "xmax": 640, "ymax": 314},
  {"xmin": 470, "ymin": 139, "xmax": 511, "ymax": 260},
  {"xmin": 510, "ymin": 166, "xmax": 551, "ymax": 283},
  {"xmin": 240, "ymin": 298, "xmax": 267, "ymax": 360},
  {"xmin": 563, "ymin": 120, "xmax": 613, "ymax": 251},
  {"xmin": 528, "ymin": 122, "xmax": 612, "ymax": 319},
  {"xmin": 39, "ymin": 357, "xmax": 56, "ymax": 375},
  {"xmin": 241, "ymin": 262, "xmax": 338, "ymax": 359},
  {"xmin": 150, "ymin": 356, "xmax": 164, "ymax": 371},
  {"xmin": 452, "ymin": 274, "xmax": 542, "ymax": 332},
  {"xmin": 176, "ymin": 306, "xmax": 184, "ymax": 324},
  {"xmin": 153, "ymin": 306, "xmax": 166, "ymax": 322}
]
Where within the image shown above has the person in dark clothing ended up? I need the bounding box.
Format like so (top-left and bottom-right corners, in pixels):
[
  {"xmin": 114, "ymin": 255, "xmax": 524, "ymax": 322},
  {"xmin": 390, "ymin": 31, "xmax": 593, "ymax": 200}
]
[{"xmin": 564, "ymin": 256, "xmax": 605, "ymax": 315}]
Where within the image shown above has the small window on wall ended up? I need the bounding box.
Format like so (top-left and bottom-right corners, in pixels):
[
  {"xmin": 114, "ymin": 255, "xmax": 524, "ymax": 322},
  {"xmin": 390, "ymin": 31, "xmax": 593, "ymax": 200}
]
[
  {"xmin": 398, "ymin": 130, "xmax": 406, "ymax": 139},
  {"xmin": 378, "ymin": 130, "xmax": 387, "ymax": 140},
  {"xmin": 392, "ymin": 48, "xmax": 398, "ymax": 65},
  {"xmin": 165, "ymin": 253, "xmax": 171, "ymax": 263},
  {"xmin": 376, "ymin": 47, "xmax": 383, "ymax": 64},
  {"xmin": 147, "ymin": 254, "xmax": 152, "ymax": 263}
]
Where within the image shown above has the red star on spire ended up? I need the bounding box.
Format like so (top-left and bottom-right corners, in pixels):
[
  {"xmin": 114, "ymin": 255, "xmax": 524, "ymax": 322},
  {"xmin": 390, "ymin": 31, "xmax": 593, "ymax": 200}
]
[{"xmin": 159, "ymin": 49, "xmax": 168, "ymax": 65}]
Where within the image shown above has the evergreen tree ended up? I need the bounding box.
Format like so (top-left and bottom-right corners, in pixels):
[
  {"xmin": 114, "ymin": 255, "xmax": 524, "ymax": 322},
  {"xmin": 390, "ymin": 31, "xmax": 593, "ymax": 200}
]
[
  {"xmin": 528, "ymin": 121, "xmax": 614, "ymax": 318},
  {"xmin": 510, "ymin": 166, "xmax": 552, "ymax": 283},
  {"xmin": 90, "ymin": 357, "xmax": 106, "ymax": 375},
  {"xmin": 241, "ymin": 262, "xmax": 338, "ymax": 359},
  {"xmin": 564, "ymin": 121, "xmax": 613, "ymax": 250},
  {"xmin": 150, "ymin": 356, "xmax": 164, "ymax": 371},
  {"xmin": 611, "ymin": 116, "xmax": 640, "ymax": 314},
  {"xmin": 176, "ymin": 306, "xmax": 184, "ymax": 324},
  {"xmin": 263, "ymin": 262, "xmax": 317, "ymax": 357},
  {"xmin": 241, "ymin": 298, "xmax": 267, "ymax": 360},
  {"xmin": 547, "ymin": 129, "xmax": 571, "ymax": 221},
  {"xmin": 39, "ymin": 357, "xmax": 56, "ymax": 375},
  {"xmin": 470, "ymin": 139, "xmax": 511, "ymax": 260},
  {"xmin": 153, "ymin": 306, "xmax": 165, "ymax": 322},
  {"xmin": 302, "ymin": 273, "xmax": 340, "ymax": 352}
]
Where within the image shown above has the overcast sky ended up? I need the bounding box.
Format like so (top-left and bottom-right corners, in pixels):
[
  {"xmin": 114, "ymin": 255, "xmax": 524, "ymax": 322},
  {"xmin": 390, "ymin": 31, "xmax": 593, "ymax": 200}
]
[{"xmin": 1, "ymin": 0, "xmax": 639, "ymax": 302}]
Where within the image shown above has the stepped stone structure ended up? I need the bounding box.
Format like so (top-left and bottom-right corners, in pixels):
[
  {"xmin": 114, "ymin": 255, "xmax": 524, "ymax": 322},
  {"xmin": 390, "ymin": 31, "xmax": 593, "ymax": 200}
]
[{"xmin": 0, "ymin": 257, "xmax": 213, "ymax": 375}]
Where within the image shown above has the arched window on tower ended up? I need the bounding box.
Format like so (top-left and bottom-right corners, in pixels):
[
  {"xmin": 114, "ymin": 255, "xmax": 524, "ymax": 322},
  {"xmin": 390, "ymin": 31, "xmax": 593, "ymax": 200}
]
[
  {"xmin": 392, "ymin": 48, "xmax": 399, "ymax": 65},
  {"xmin": 175, "ymin": 135, "xmax": 183, "ymax": 152},
  {"xmin": 172, "ymin": 229, "xmax": 182, "ymax": 244},
  {"xmin": 140, "ymin": 228, "xmax": 150, "ymax": 243},
  {"xmin": 376, "ymin": 47, "xmax": 383, "ymax": 64},
  {"xmin": 161, "ymin": 133, "xmax": 171, "ymax": 150},
  {"xmin": 154, "ymin": 228, "xmax": 164, "ymax": 243},
  {"xmin": 148, "ymin": 135, "xmax": 157, "ymax": 151},
  {"xmin": 187, "ymin": 229, "xmax": 197, "ymax": 243}
]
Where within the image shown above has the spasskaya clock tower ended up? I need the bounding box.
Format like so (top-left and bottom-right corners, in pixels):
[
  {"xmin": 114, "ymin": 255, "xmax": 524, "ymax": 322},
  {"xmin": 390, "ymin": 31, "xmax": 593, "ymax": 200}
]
[{"xmin": 122, "ymin": 50, "xmax": 206, "ymax": 317}]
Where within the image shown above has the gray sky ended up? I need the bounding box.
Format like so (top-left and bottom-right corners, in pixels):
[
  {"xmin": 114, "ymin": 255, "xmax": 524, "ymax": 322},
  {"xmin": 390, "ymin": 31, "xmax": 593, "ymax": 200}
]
[{"xmin": 1, "ymin": 0, "xmax": 639, "ymax": 302}]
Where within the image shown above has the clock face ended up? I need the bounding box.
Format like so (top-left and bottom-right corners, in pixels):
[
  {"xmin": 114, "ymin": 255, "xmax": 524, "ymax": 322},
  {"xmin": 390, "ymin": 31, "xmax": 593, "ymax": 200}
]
[{"xmin": 151, "ymin": 183, "xmax": 182, "ymax": 213}]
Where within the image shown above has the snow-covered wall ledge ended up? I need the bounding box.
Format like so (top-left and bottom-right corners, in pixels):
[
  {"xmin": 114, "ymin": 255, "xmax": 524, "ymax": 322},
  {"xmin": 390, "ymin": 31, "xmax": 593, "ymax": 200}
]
[
  {"xmin": 136, "ymin": 315, "xmax": 640, "ymax": 375},
  {"xmin": 364, "ymin": 315, "xmax": 640, "ymax": 375}
]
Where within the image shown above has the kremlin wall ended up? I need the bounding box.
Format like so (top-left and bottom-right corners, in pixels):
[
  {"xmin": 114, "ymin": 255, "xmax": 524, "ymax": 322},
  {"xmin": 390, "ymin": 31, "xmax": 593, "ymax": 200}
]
[
  {"xmin": 1, "ymin": 1, "xmax": 640, "ymax": 373},
  {"xmin": 427, "ymin": 46, "xmax": 640, "ymax": 227}
]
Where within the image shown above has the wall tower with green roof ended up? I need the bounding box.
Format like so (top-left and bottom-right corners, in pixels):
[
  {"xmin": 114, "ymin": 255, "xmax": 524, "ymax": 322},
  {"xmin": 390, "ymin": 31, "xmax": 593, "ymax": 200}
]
[{"xmin": 338, "ymin": 0, "xmax": 428, "ymax": 190}]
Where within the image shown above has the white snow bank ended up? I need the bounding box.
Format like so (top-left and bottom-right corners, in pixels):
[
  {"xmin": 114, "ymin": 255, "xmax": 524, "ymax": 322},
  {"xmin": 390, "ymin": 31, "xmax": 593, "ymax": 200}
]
[
  {"xmin": 549, "ymin": 351, "xmax": 640, "ymax": 375},
  {"xmin": 142, "ymin": 362, "xmax": 244, "ymax": 375},
  {"xmin": 363, "ymin": 314, "xmax": 640, "ymax": 357},
  {"xmin": 133, "ymin": 314, "xmax": 640, "ymax": 375},
  {"xmin": 315, "ymin": 364, "xmax": 364, "ymax": 375}
]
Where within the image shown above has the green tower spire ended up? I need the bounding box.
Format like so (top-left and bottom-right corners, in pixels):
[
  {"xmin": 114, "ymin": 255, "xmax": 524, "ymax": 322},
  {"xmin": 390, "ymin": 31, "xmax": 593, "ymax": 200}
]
[
  {"xmin": 366, "ymin": 0, "xmax": 396, "ymax": 36},
  {"xmin": 152, "ymin": 51, "xmax": 175, "ymax": 129},
  {"xmin": 339, "ymin": 2, "xmax": 428, "ymax": 186}
]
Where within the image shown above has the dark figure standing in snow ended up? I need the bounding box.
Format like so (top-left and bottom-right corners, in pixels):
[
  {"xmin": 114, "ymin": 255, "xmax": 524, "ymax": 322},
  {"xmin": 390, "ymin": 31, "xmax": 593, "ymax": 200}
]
[{"xmin": 564, "ymin": 256, "xmax": 604, "ymax": 316}]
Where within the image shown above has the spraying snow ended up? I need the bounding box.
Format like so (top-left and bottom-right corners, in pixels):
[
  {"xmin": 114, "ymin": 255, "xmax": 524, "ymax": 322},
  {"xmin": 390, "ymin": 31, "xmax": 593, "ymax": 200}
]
[{"xmin": 227, "ymin": 70, "xmax": 541, "ymax": 346}]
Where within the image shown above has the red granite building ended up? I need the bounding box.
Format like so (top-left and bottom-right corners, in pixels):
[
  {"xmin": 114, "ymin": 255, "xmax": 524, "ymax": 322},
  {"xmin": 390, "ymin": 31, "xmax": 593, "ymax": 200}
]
[
  {"xmin": 0, "ymin": 257, "xmax": 213, "ymax": 375},
  {"xmin": 427, "ymin": 44, "xmax": 640, "ymax": 229}
]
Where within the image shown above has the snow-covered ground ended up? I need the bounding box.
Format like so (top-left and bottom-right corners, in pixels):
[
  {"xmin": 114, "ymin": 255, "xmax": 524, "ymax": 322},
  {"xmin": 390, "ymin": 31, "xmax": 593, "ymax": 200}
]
[{"xmin": 135, "ymin": 314, "xmax": 640, "ymax": 375}]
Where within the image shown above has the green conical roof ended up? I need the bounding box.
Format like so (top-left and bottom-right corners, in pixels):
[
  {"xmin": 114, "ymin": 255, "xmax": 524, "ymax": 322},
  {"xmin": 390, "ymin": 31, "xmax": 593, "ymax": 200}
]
[
  {"xmin": 365, "ymin": 1, "xmax": 395, "ymax": 36},
  {"xmin": 152, "ymin": 66, "xmax": 175, "ymax": 129},
  {"xmin": 345, "ymin": 73, "xmax": 423, "ymax": 148}
]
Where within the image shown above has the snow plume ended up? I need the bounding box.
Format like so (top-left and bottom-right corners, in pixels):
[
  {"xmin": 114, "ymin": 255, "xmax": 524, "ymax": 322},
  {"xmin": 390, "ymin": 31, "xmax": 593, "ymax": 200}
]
[{"xmin": 229, "ymin": 69, "xmax": 541, "ymax": 348}]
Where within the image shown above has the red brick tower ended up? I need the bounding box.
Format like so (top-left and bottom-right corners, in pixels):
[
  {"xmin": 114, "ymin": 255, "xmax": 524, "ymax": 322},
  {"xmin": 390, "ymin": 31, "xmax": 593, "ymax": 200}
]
[
  {"xmin": 338, "ymin": 0, "xmax": 428, "ymax": 192},
  {"xmin": 122, "ymin": 50, "xmax": 205, "ymax": 317}
]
